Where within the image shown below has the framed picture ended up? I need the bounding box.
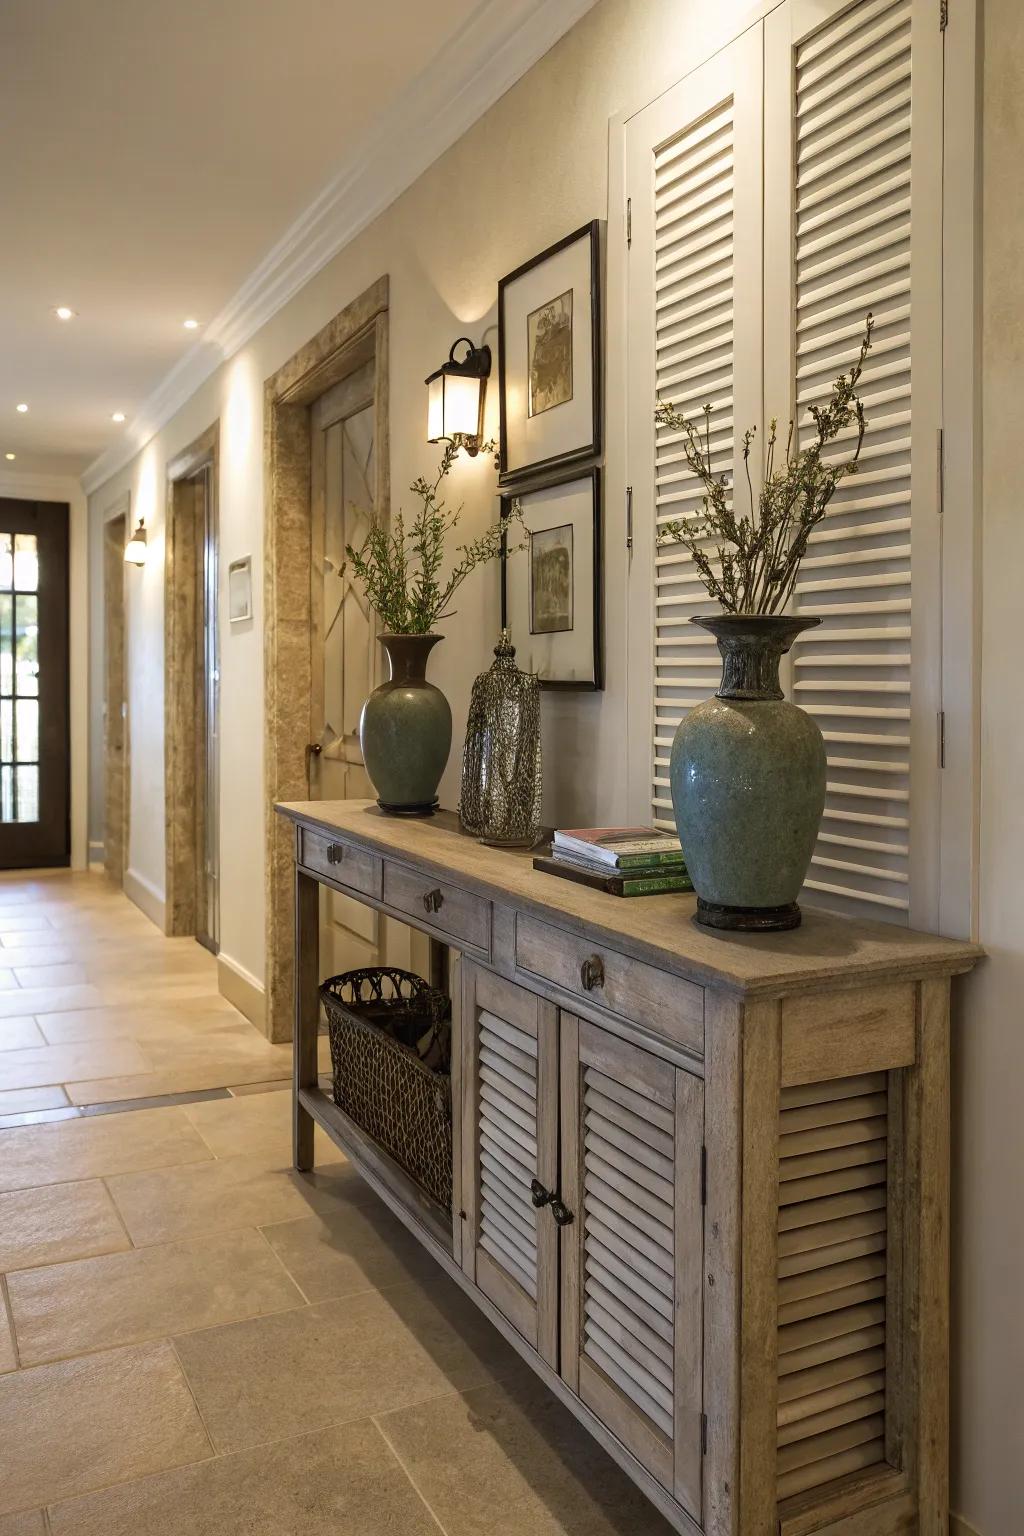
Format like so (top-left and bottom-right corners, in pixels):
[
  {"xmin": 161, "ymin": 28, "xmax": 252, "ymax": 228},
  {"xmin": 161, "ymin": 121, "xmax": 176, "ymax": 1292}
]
[
  {"xmin": 500, "ymin": 467, "xmax": 602, "ymax": 690},
  {"xmin": 498, "ymin": 221, "xmax": 601, "ymax": 485},
  {"xmin": 228, "ymin": 556, "xmax": 253, "ymax": 624}
]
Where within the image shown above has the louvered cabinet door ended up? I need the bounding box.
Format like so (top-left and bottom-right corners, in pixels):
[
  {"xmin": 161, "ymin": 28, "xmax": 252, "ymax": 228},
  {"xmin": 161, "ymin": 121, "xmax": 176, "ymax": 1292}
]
[
  {"xmin": 460, "ymin": 964, "xmax": 559, "ymax": 1368},
  {"xmin": 765, "ymin": 0, "xmax": 944, "ymax": 927},
  {"xmin": 560, "ymin": 1017, "xmax": 704, "ymax": 1518},
  {"xmin": 624, "ymin": 26, "xmax": 764, "ymax": 827}
]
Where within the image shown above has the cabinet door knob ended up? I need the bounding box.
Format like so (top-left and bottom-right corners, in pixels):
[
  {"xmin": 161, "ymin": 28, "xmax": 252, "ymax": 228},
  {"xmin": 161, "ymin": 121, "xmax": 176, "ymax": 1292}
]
[
  {"xmin": 530, "ymin": 1179, "xmax": 552, "ymax": 1209},
  {"xmin": 580, "ymin": 954, "xmax": 605, "ymax": 992},
  {"xmin": 550, "ymin": 1197, "xmax": 575, "ymax": 1228},
  {"xmin": 326, "ymin": 843, "xmax": 344, "ymax": 865},
  {"xmin": 423, "ymin": 887, "xmax": 445, "ymax": 914}
]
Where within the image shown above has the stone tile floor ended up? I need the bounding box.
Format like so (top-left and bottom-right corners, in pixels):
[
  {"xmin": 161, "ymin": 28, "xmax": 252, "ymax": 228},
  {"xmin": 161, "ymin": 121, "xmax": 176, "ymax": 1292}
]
[{"xmin": 0, "ymin": 872, "xmax": 673, "ymax": 1533}]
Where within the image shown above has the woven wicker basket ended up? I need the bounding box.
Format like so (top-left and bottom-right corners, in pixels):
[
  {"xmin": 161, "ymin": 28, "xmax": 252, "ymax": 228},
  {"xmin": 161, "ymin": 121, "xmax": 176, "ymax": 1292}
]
[{"xmin": 320, "ymin": 968, "xmax": 452, "ymax": 1213}]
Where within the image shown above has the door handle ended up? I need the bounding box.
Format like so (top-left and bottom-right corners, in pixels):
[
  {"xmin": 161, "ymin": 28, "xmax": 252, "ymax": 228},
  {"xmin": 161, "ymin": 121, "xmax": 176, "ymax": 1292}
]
[
  {"xmin": 422, "ymin": 887, "xmax": 445, "ymax": 914},
  {"xmin": 530, "ymin": 1179, "xmax": 552, "ymax": 1209},
  {"xmin": 550, "ymin": 1197, "xmax": 575, "ymax": 1228},
  {"xmin": 305, "ymin": 742, "xmax": 322, "ymax": 774}
]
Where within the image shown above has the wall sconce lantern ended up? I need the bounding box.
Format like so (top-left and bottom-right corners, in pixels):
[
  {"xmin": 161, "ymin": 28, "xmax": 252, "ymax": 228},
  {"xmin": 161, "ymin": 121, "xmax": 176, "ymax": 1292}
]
[
  {"xmin": 124, "ymin": 518, "xmax": 148, "ymax": 566},
  {"xmin": 425, "ymin": 337, "xmax": 491, "ymax": 456}
]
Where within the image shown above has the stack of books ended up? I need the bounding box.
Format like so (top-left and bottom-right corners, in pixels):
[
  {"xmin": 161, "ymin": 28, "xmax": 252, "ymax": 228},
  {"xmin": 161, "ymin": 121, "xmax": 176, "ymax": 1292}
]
[{"xmin": 533, "ymin": 826, "xmax": 693, "ymax": 897}]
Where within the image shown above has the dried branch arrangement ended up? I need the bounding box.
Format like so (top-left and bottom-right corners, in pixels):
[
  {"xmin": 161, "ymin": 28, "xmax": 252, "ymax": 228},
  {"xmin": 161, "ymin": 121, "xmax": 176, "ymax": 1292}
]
[
  {"xmin": 654, "ymin": 315, "xmax": 874, "ymax": 615},
  {"xmin": 344, "ymin": 441, "xmax": 523, "ymax": 634}
]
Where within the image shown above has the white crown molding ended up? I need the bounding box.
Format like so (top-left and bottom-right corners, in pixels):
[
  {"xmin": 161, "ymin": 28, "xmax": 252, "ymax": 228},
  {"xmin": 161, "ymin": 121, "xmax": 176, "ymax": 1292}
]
[{"xmin": 82, "ymin": 0, "xmax": 597, "ymax": 497}]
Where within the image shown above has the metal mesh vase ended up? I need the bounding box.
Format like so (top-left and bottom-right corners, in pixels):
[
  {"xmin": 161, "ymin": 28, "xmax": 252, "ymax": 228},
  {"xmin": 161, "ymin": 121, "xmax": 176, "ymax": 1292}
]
[{"xmin": 459, "ymin": 630, "xmax": 542, "ymax": 847}]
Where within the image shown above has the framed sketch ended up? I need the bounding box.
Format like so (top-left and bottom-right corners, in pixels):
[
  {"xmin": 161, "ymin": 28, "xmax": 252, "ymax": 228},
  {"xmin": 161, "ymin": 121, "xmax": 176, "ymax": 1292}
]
[
  {"xmin": 498, "ymin": 221, "xmax": 601, "ymax": 485},
  {"xmin": 228, "ymin": 556, "xmax": 253, "ymax": 624},
  {"xmin": 500, "ymin": 467, "xmax": 602, "ymax": 690}
]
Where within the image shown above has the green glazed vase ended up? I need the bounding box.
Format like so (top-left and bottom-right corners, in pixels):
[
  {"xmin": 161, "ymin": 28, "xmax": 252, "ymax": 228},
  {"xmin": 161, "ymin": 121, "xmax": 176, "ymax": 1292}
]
[
  {"xmin": 669, "ymin": 615, "xmax": 826, "ymax": 932},
  {"xmin": 359, "ymin": 634, "xmax": 452, "ymax": 816}
]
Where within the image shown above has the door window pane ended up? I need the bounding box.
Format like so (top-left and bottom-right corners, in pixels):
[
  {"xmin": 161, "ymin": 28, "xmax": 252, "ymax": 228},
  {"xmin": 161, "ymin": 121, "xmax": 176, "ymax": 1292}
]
[
  {"xmin": 15, "ymin": 596, "xmax": 38, "ymax": 697},
  {"xmin": 0, "ymin": 699, "xmax": 10, "ymax": 760},
  {"xmin": 15, "ymin": 766, "xmax": 38, "ymax": 822},
  {"xmin": 15, "ymin": 699, "xmax": 38, "ymax": 763},
  {"xmin": 0, "ymin": 594, "xmax": 10, "ymax": 698},
  {"xmin": 0, "ymin": 765, "xmax": 11, "ymax": 821},
  {"xmin": 0, "ymin": 535, "xmax": 11, "ymax": 591},
  {"xmin": 13, "ymin": 535, "xmax": 38, "ymax": 592}
]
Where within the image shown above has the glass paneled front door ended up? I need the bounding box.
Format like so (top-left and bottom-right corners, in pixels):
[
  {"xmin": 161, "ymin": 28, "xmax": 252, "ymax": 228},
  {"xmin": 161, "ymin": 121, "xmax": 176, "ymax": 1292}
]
[{"xmin": 0, "ymin": 500, "xmax": 69, "ymax": 867}]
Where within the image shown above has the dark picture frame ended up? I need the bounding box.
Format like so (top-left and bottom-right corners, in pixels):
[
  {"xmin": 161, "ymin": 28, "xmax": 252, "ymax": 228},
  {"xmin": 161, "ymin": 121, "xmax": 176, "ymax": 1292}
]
[
  {"xmin": 498, "ymin": 221, "xmax": 602, "ymax": 486},
  {"xmin": 500, "ymin": 466, "xmax": 602, "ymax": 691}
]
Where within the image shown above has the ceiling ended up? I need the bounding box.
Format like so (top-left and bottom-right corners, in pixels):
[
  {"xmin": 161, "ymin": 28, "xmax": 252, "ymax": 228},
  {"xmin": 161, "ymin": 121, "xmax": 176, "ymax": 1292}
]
[{"xmin": 0, "ymin": 0, "xmax": 483, "ymax": 477}]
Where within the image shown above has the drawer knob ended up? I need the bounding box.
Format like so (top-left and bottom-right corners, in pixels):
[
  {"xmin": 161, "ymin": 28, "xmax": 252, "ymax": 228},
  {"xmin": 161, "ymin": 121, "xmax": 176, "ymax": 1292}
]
[
  {"xmin": 326, "ymin": 843, "xmax": 345, "ymax": 865},
  {"xmin": 580, "ymin": 954, "xmax": 605, "ymax": 992},
  {"xmin": 422, "ymin": 887, "xmax": 445, "ymax": 914}
]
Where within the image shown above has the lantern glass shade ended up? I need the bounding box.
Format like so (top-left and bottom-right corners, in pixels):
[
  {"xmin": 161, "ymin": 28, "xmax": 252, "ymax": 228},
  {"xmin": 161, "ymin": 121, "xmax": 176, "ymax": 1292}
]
[
  {"xmin": 425, "ymin": 339, "xmax": 491, "ymax": 452},
  {"xmin": 124, "ymin": 521, "xmax": 147, "ymax": 566}
]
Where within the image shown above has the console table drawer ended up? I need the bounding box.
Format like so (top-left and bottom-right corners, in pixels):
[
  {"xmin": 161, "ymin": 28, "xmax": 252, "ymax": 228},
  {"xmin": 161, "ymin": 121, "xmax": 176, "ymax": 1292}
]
[
  {"xmin": 514, "ymin": 913, "xmax": 704, "ymax": 1056},
  {"xmin": 383, "ymin": 861, "xmax": 490, "ymax": 954},
  {"xmin": 299, "ymin": 828, "xmax": 382, "ymax": 900}
]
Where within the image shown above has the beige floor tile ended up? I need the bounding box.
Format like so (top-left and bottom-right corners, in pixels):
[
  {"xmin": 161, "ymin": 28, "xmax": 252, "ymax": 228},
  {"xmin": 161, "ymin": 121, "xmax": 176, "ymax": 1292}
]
[
  {"xmin": 0, "ymin": 1292, "xmax": 15, "ymax": 1373},
  {"xmin": 107, "ymin": 1152, "xmax": 365, "ymax": 1245},
  {"xmin": 37, "ymin": 1006, "xmax": 245, "ymax": 1046},
  {"xmin": 9, "ymin": 1228, "xmax": 304, "ymax": 1365},
  {"xmin": 0, "ymin": 1040, "xmax": 151, "ymax": 1092},
  {"xmin": 0, "ymin": 1021, "xmax": 46, "ymax": 1053},
  {"xmin": 174, "ymin": 1274, "xmax": 520, "ymax": 1454},
  {"xmin": 13, "ymin": 965, "xmax": 87, "ymax": 990},
  {"xmin": 0, "ymin": 1511, "xmax": 46, "ymax": 1535},
  {"xmin": 0, "ymin": 1107, "xmax": 212, "ymax": 1193},
  {"xmin": 0, "ymin": 1341, "xmax": 211, "ymax": 1514},
  {"xmin": 140, "ymin": 1032, "xmax": 290, "ymax": 1075},
  {"xmin": 47, "ymin": 1420, "xmax": 439, "ymax": 1536},
  {"xmin": 227, "ymin": 1078, "xmax": 291, "ymax": 1096},
  {"xmin": 377, "ymin": 1372, "xmax": 678, "ymax": 1536},
  {"xmin": 183, "ymin": 1087, "xmax": 326, "ymax": 1161},
  {"xmin": 0, "ymin": 1180, "xmax": 131, "ymax": 1272},
  {"xmin": 0, "ymin": 918, "xmax": 54, "ymax": 935},
  {"xmin": 0, "ymin": 986, "xmax": 102, "ymax": 1020},
  {"xmin": 261, "ymin": 1201, "xmax": 444, "ymax": 1303},
  {"xmin": 67, "ymin": 1059, "xmax": 299, "ymax": 1104},
  {"xmin": 0, "ymin": 1086, "xmax": 69, "ymax": 1116},
  {"xmin": 0, "ymin": 946, "xmax": 79, "ymax": 969},
  {"xmin": 0, "ymin": 972, "xmax": 17, "ymax": 992}
]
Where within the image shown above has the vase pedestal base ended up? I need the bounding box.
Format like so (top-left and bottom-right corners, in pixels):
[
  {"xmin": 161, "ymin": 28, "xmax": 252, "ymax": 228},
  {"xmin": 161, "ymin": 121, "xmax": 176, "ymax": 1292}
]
[
  {"xmin": 696, "ymin": 897, "xmax": 802, "ymax": 933},
  {"xmin": 376, "ymin": 798, "xmax": 439, "ymax": 818}
]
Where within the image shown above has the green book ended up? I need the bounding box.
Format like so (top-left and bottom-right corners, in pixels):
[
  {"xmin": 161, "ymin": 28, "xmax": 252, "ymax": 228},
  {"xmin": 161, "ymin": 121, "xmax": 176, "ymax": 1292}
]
[{"xmin": 533, "ymin": 856, "xmax": 693, "ymax": 898}]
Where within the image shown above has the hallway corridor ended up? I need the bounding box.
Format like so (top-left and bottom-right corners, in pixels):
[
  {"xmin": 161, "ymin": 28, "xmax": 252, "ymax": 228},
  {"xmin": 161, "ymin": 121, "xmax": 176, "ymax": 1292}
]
[{"xmin": 0, "ymin": 874, "xmax": 668, "ymax": 1534}]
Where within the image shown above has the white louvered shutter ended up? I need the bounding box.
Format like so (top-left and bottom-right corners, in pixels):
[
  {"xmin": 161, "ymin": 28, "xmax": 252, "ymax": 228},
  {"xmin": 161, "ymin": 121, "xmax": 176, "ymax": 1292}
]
[
  {"xmin": 625, "ymin": 29, "xmax": 764, "ymax": 829},
  {"xmin": 765, "ymin": 0, "xmax": 943, "ymax": 927},
  {"xmin": 561, "ymin": 1020, "xmax": 704, "ymax": 1517}
]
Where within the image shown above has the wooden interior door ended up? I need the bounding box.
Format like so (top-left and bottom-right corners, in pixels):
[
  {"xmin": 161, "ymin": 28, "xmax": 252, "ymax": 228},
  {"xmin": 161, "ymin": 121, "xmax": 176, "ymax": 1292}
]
[
  {"xmin": 560, "ymin": 1015, "xmax": 705, "ymax": 1517},
  {"xmin": 0, "ymin": 499, "xmax": 69, "ymax": 868},
  {"xmin": 102, "ymin": 510, "xmax": 127, "ymax": 884},
  {"xmin": 460, "ymin": 963, "xmax": 559, "ymax": 1368}
]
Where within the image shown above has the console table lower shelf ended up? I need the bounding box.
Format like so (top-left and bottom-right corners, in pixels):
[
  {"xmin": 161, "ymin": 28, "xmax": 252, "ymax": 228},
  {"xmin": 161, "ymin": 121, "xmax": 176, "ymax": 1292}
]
[{"xmin": 280, "ymin": 798, "xmax": 981, "ymax": 1536}]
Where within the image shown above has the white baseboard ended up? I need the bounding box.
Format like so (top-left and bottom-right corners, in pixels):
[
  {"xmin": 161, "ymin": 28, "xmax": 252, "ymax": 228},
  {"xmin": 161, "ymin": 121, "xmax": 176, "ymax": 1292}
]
[
  {"xmin": 217, "ymin": 952, "xmax": 266, "ymax": 1033},
  {"xmin": 123, "ymin": 866, "xmax": 166, "ymax": 931},
  {"xmin": 951, "ymin": 1516, "xmax": 983, "ymax": 1536}
]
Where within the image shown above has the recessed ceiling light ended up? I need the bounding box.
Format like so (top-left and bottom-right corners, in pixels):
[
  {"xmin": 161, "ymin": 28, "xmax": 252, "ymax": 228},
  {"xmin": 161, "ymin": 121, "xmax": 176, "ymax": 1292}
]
[
  {"xmin": 15, "ymin": 404, "xmax": 27, "ymax": 414},
  {"xmin": 111, "ymin": 411, "xmax": 126, "ymax": 423},
  {"xmin": 4, "ymin": 452, "xmax": 14, "ymax": 461},
  {"xmin": 53, "ymin": 306, "xmax": 76, "ymax": 321},
  {"xmin": 183, "ymin": 318, "xmax": 200, "ymax": 330}
]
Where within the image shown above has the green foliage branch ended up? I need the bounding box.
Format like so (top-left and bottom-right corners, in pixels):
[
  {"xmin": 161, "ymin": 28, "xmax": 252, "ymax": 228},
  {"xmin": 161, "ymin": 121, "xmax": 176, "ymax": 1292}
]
[
  {"xmin": 654, "ymin": 315, "xmax": 874, "ymax": 615},
  {"xmin": 344, "ymin": 440, "xmax": 524, "ymax": 634}
]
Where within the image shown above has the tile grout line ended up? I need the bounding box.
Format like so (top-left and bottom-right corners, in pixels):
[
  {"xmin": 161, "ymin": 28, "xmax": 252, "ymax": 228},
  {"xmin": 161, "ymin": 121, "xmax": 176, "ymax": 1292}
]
[
  {"xmin": 371, "ymin": 1414, "xmax": 452, "ymax": 1535},
  {"xmin": 0, "ymin": 1270, "xmax": 22, "ymax": 1368},
  {"xmin": 99, "ymin": 1174, "xmax": 138, "ymax": 1249},
  {"xmin": 167, "ymin": 1336, "xmax": 219, "ymax": 1462},
  {"xmin": 254, "ymin": 1225, "xmax": 313, "ymax": 1306}
]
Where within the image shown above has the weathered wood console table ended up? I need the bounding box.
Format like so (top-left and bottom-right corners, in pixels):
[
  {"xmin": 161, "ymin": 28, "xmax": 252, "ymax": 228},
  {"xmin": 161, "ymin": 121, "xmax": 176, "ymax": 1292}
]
[{"xmin": 278, "ymin": 798, "xmax": 980, "ymax": 1536}]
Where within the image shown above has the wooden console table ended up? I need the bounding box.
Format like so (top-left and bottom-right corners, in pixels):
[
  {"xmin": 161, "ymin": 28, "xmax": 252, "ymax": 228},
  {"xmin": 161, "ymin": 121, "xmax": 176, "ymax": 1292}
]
[{"xmin": 277, "ymin": 798, "xmax": 980, "ymax": 1536}]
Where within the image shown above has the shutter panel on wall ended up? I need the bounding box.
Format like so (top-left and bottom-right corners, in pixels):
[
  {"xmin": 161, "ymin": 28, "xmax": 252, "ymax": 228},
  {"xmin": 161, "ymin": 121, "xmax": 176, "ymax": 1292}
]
[
  {"xmin": 625, "ymin": 31, "xmax": 763, "ymax": 829},
  {"xmin": 766, "ymin": 0, "xmax": 942, "ymax": 927}
]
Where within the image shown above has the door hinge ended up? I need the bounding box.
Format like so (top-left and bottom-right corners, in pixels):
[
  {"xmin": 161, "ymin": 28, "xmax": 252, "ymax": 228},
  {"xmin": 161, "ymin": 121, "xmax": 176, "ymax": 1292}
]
[
  {"xmin": 939, "ymin": 0, "xmax": 949, "ymax": 30},
  {"xmin": 936, "ymin": 427, "xmax": 944, "ymax": 515},
  {"xmin": 626, "ymin": 197, "xmax": 632, "ymax": 249},
  {"xmin": 701, "ymin": 1413, "xmax": 708, "ymax": 1455},
  {"xmin": 937, "ymin": 710, "xmax": 946, "ymax": 769},
  {"xmin": 626, "ymin": 486, "xmax": 634, "ymax": 552},
  {"xmin": 700, "ymin": 1144, "xmax": 708, "ymax": 1206}
]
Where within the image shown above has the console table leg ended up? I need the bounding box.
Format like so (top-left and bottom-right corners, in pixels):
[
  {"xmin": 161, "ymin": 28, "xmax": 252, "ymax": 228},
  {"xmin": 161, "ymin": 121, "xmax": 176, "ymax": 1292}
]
[{"xmin": 293, "ymin": 867, "xmax": 320, "ymax": 1171}]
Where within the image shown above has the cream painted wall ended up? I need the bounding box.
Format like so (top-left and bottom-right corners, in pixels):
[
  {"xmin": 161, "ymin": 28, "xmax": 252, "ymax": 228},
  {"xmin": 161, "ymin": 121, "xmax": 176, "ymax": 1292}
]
[
  {"xmin": 85, "ymin": 0, "xmax": 757, "ymax": 993},
  {"xmin": 951, "ymin": 3, "xmax": 1024, "ymax": 1533},
  {"xmin": 84, "ymin": 0, "xmax": 1021, "ymax": 1527},
  {"xmin": 1, "ymin": 468, "xmax": 88, "ymax": 871}
]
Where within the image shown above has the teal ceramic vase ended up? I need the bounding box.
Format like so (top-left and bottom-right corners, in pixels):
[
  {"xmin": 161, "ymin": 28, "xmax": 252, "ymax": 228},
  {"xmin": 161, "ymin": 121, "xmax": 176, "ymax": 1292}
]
[
  {"xmin": 669, "ymin": 615, "xmax": 826, "ymax": 931},
  {"xmin": 359, "ymin": 634, "xmax": 452, "ymax": 815}
]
